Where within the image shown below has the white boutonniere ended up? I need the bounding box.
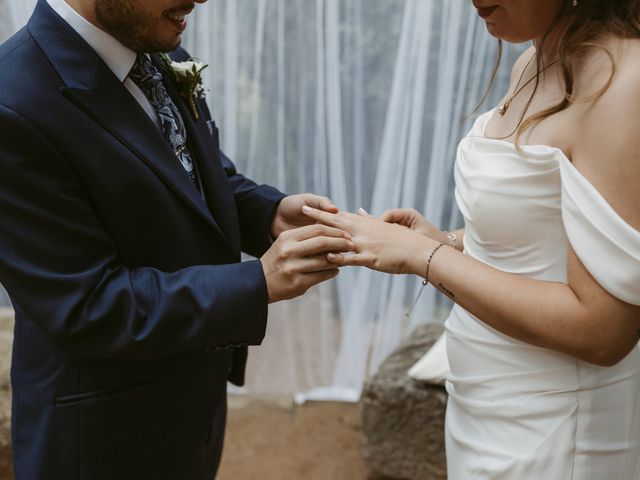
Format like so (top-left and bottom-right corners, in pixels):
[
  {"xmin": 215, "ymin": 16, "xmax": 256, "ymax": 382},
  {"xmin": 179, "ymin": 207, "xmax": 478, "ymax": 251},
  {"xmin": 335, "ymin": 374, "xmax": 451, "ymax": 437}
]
[{"xmin": 160, "ymin": 54, "xmax": 209, "ymax": 120}]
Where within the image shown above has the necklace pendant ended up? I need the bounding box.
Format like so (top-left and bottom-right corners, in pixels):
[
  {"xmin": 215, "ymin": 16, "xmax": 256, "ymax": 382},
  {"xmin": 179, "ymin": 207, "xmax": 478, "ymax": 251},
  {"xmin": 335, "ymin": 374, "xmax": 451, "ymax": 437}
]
[{"xmin": 498, "ymin": 99, "xmax": 511, "ymax": 116}]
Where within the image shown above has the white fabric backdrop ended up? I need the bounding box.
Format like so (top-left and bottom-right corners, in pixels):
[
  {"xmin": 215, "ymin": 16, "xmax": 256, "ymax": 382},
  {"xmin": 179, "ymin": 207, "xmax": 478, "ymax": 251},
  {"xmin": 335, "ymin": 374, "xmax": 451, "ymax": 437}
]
[{"xmin": 2, "ymin": 0, "xmax": 524, "ymax": 401}]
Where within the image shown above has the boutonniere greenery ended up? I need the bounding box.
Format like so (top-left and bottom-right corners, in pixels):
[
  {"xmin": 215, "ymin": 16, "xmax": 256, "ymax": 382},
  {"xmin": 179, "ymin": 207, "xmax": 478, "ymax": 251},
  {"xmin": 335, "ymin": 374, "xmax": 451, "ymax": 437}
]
[{"xmin": 159, "ymin": 54, "xmax": 209, "ymax": 120}]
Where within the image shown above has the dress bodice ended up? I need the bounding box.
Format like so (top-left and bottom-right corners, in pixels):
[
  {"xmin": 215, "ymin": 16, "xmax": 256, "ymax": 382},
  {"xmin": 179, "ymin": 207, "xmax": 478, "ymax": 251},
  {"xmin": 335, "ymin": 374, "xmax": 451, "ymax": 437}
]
[{"xmin": 455, "ymin": 109, "xmax": 640, "ymax": 304}]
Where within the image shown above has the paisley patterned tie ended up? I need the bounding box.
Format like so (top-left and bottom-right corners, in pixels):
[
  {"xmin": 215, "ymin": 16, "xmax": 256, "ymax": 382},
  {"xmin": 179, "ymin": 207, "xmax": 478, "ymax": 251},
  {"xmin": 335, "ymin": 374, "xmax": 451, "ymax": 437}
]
[{"xmin": 129, "ymin": 54, "xmax": 199, "ymax": 189}]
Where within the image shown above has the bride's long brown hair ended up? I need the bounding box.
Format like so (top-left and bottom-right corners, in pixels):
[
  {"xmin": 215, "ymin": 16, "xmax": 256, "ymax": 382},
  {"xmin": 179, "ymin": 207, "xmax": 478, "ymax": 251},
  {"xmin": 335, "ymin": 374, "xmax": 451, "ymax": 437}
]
[{"xmin": 481, "ymin": 0, "xmax": 640, "ymax": 143}]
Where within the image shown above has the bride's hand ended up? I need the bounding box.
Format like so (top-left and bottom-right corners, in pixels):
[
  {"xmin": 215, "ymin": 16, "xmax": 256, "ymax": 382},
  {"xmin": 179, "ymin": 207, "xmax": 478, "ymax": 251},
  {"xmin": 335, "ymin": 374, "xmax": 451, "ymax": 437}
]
[
  {"xmin": 381, "ymin": 208, "xmax": 442, "ymax": 240},
  {"xmin": 302, "ymin": 206, "xmax": 434, "ymax": 275}
]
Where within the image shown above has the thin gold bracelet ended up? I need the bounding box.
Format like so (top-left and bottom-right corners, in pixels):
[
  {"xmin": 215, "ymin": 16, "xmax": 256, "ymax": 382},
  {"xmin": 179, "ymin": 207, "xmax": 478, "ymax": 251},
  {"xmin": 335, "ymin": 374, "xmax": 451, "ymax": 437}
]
[{"xmin": 404, "ymin": 243, "xmax": 445, "ymax": 318}]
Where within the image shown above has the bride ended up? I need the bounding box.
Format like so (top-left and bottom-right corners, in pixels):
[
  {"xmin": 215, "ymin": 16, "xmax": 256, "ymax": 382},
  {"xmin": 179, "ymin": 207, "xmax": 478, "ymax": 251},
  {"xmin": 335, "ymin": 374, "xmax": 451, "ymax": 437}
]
[{"xmin": 303, "ymin": 0, "xmax": 640, "ymax": 478}]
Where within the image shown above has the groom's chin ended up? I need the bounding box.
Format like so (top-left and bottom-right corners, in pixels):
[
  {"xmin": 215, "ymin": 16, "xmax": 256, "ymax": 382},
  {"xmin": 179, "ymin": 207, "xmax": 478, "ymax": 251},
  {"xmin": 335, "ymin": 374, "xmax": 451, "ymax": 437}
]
[
  {"xmin": 146, "ymin": 30, "xmax": 184, "ymax": 53},
  {"xmin": 137, "ymin": 35, "xmax": 183, "ymax": 55}
]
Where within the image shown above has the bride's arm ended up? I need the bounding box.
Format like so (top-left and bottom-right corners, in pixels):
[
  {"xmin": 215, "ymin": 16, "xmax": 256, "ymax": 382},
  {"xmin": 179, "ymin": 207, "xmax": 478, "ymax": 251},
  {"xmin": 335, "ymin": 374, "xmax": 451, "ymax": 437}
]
[
  {"xmin": 416, "ymin": 241, "xmax": 639, "ymax": 367},
  {"xmin": 302, "ymin": 206, "xmax": 639, "ymax": 366}
]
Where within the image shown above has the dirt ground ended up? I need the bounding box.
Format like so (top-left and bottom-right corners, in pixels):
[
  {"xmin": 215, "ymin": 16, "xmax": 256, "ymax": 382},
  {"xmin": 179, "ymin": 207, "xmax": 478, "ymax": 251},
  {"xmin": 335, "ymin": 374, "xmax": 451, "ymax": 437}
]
[
  {"xmin": 0, "ymin": 396, "xmax": 382, "ymax": 480},
  {"xmin": 219, "ymin": 397, "xmax": 379, "ymax": 480}
]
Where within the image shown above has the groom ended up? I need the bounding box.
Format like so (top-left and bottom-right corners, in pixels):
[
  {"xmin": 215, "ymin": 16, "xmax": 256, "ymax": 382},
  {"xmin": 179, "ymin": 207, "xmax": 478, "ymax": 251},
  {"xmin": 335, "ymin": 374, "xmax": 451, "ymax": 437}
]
[{"xmin": 0, "ymin": 0, "xmax": 351, "ymax": 478}]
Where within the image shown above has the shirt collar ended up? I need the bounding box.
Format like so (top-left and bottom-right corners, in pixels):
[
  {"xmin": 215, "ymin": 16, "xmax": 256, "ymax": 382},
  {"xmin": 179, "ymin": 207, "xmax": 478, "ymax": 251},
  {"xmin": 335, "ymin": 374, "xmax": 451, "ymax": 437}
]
[{"xmin": 46, "ymin": 0, "xmax": 137, "ymax": 83}]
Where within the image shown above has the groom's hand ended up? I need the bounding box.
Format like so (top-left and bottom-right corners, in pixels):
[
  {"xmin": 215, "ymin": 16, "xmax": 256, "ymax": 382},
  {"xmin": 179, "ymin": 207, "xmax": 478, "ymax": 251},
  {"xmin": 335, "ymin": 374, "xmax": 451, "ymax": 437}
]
[
  {"xmin": 271, "ymin": 194, "xmax": 338, "ymax": 239},
  {"xmin": 260, "ymin": 224, "xmax": 353, "ymax": 303}
]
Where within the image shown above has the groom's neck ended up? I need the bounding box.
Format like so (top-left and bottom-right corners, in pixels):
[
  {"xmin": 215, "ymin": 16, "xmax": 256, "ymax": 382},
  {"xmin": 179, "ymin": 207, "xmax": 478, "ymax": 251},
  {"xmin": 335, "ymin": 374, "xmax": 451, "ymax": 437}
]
[{"xmin": 63, "ymin": 0, "xmax": 100, "ymax": 29}]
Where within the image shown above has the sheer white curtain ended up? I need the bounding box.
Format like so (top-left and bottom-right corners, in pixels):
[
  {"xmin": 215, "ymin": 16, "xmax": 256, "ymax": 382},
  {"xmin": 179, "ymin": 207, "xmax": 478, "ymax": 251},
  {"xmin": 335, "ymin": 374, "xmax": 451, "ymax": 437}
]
[
  {"xmin": 2, "ymin": 0, "xmax": 523, "ymax": 400},
  {"xmin": 182, "ymin": 0, "xmax": 524, "ymax": 402},
  {"xmin": 2, "ymin": 0, "xmax": 35, "ymax": 34}
]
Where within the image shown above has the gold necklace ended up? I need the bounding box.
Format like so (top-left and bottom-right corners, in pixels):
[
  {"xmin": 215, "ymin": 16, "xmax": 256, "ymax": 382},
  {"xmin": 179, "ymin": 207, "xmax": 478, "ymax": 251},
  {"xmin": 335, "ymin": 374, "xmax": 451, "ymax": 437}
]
[{"xmin": 498, "ymin": 56, "xmax": 560, "ymax": 116}]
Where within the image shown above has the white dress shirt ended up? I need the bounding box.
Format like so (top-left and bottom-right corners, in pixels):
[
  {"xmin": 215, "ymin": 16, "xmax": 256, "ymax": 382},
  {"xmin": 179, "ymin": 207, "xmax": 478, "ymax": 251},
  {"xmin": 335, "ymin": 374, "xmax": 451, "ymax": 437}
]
[{"xmin": 46, "ymin": 0, "xmax": 159, "ymax": 126}]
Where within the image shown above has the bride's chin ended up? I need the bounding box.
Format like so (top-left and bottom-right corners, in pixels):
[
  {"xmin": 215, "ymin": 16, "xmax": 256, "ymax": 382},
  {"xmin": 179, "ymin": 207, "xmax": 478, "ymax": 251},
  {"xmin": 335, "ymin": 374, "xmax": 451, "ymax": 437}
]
[
  {"xmin": 485, "ymin": 22, "xmax": 505, "ymax": 39},
  {"xmin": 485, "ymin": 23, "xmax": 533, "ymax": 44}
]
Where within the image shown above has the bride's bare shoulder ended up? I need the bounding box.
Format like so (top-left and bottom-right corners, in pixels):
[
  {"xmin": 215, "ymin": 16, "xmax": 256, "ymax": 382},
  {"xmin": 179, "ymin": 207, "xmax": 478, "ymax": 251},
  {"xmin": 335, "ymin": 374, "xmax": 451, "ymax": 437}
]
[
  {"xmin": 611, "ymin": 38, "xmax": 640, "ymax": 94},
  {"xmin": 572, "ymin": 37, "xmax": 640, "ymax": 230},
  {"xmin": 580, "ymin": 37, "xmax": 640, "ymax": 144},
  {"xmin": 575, "ymin": 37, "xmax": 640, "ymax": 100}
]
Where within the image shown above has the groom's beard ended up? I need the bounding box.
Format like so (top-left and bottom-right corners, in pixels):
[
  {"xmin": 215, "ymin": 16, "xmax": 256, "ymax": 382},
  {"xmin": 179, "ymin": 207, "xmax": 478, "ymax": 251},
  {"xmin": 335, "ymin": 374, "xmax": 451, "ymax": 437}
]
[{"xmin": 95, "ymin": 0, "xmax": 184, "ymax": 53}]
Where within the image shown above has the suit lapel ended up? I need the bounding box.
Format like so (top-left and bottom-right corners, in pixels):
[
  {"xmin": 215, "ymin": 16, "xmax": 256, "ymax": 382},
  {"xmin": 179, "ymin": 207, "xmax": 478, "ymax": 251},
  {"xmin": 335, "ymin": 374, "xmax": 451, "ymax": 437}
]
[
  {"xmin": 60, "ymin": 80, "xmax": 225, "ymax": 234},
  {"xmin": 153, "ymin": 55, "xmax": 241, "ymax": 254},
  {"xmin": 27, "ymin": 0, "xmax": 231, "ymax": 243}
]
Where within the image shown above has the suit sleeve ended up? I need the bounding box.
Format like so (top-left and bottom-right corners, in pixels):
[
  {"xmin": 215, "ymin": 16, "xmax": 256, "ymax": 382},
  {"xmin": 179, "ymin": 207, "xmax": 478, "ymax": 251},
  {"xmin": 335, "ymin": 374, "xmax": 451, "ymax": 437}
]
[{"xmin": 0, "ymin": 104, "xmax": 269, "ymax": 360}]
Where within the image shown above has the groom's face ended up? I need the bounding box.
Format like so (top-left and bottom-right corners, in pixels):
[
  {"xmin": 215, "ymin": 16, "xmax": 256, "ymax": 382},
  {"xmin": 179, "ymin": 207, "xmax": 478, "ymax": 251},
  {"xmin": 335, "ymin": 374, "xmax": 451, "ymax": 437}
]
[{"xmin": 93, "ymin": 0, "xmax": 207, "ymax": 53}]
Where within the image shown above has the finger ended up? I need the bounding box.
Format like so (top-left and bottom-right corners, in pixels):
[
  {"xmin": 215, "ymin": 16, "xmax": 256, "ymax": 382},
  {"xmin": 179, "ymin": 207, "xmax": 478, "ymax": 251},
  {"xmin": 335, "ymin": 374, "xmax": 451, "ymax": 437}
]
[
  {"xmin": 381, "ymin": 209, "xmax": 409, "ymax": 224},
  {"xmin": 295, "ymin": 255, "xmax": 346, "ymax": 273},
  {"xmin": 306, "ymin": 194, "xmax": 339, "ymax": 214},
  {"xmin": 357, "ymin": 207, "xmax": 371, "ymax": 217},
  {"xmin": 305, "ymin": 206, "xmax": 363, "ymax": 221},
  {"xmin": 301, "ymin": 206, "xmax": 346, "ymax": 228},
  {"xmin": 381, "ymin": 209, "xmax": 400, "ymax": 222},
  {"xmin": 285, "ymin": 223, "xmax": 352, "ymax": 242},
  {"xmin": 297, "ymin": 236, "xmax": 355, "ymax": 256},
  {"xmin": 326, "ymin": 252, "xmax": 374, "ymax": 268}
]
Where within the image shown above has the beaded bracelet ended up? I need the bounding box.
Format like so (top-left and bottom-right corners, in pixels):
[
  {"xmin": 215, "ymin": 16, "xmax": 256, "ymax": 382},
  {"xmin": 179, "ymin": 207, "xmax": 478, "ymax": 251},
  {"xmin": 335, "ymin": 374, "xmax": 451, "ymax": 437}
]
[{"xmin": 404, "ymin": 243, "xmax": 445, "ymax": 318}]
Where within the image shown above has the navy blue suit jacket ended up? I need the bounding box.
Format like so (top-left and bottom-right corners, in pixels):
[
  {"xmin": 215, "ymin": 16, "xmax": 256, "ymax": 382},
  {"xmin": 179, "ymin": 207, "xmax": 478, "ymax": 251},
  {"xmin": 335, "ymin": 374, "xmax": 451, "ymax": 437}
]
[{"xmin": 0, "ymin": 1, "xmax": 286, "ymax": 478}]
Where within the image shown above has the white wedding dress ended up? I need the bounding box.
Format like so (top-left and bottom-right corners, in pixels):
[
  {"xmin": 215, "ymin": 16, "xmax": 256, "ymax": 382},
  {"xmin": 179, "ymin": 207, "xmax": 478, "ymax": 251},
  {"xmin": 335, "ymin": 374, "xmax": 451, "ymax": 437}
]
[{"xmin": 444, "ymin": 109, "xmax": 640, "ymax": 479}]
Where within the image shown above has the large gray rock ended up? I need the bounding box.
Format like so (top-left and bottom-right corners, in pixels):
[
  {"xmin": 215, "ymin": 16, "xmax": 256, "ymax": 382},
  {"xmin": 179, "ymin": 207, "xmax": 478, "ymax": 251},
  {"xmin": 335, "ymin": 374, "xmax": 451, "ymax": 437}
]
[
  {"xmin": 361, "ymin": 323, "xmax": 447, "ymax": 480},
  {"xmin": 0, "ymin": 308, "xmax": 13, "ymax": 479}
]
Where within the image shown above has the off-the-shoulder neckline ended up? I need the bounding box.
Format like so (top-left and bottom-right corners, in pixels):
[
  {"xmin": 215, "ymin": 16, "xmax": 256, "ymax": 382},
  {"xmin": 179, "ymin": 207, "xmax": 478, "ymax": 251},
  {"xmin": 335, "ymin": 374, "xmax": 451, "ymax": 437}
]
[{"xmin": 475, "ymin": 109, "xmax": 640, "ymax": 235}]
